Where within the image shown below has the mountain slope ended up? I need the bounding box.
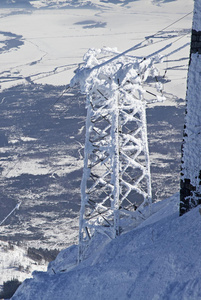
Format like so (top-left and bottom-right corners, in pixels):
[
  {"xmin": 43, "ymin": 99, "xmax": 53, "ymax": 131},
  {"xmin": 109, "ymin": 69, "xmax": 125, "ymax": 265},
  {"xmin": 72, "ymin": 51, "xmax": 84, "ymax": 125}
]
[{"xmin": 11, "ymin": 194, "xmax": 201, "ymax": 300}]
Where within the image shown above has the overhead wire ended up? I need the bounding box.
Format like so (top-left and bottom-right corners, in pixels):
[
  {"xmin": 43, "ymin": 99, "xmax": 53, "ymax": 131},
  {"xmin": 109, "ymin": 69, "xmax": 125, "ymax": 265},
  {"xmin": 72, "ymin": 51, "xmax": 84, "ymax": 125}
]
[
  {"xmin": 0, "ymin": 202, "xmax": 21, "ymax": 226},
  {"xmin": 88, "ymin": 11, "xmax": 193, "ymax": 72},
  {"xmin": 146, "ymin": 11, "xmax": 193, "ymax": 39}
]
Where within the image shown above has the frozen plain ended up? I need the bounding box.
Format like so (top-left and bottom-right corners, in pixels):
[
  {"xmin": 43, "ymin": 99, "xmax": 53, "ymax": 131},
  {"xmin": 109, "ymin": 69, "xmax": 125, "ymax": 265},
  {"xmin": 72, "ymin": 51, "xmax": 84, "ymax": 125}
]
[{"xmin": 0, "ymin": 0, "xmax": 195, "ymax": 290}]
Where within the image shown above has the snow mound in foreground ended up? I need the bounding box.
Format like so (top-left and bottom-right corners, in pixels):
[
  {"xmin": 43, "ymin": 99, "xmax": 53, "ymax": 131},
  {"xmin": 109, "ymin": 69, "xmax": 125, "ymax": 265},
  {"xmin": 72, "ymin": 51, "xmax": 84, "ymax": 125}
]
[{"xmin": 12, "ymin": 194, "xmax": 201, "ymax": 300}]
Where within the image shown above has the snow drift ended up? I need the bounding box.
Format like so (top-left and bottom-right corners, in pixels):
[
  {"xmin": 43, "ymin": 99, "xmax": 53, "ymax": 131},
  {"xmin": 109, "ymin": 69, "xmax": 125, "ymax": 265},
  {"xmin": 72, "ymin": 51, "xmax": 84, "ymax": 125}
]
[{"xmin": 11, "ymin": 194, "xmax": 201, "ymax": 299}]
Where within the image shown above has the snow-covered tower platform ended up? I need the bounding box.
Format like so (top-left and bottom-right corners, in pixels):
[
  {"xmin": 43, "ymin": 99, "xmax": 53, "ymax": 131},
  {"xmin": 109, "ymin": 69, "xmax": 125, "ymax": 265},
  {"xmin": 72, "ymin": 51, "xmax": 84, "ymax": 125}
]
[{"xmin": 71, "ymin": 48, "xmax": 164, "ymax": 261}]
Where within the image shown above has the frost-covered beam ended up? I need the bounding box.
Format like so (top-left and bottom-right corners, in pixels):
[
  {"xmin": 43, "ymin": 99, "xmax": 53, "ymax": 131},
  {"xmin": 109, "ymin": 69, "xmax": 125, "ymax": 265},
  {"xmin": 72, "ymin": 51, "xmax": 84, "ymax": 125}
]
[{"xmin": 180, "ymin": 0, "xmax": 201, "ymax": 215}]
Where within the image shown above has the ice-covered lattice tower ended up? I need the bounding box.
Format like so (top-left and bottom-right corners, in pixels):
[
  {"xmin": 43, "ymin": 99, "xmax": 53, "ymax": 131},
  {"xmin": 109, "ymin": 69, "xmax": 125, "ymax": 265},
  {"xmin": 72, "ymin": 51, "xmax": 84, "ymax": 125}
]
[{"xmin": 71, "ymin": 48, "xmax": 165, "ymax": 261}]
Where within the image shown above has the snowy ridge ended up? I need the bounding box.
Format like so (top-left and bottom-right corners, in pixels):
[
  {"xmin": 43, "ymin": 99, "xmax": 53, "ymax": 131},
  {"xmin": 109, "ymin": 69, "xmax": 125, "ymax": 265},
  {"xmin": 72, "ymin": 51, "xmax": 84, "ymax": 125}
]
[
  {"xmin": 30, "ymin": 0, "xmax": 97, "ymax": 9},
  {"xmin": 0, "ymin": 0, "xmax": 192, "ymax": 9},
  {"xmin": 11, "ymin": 194, "xmax": 201, "ymax": 299}
]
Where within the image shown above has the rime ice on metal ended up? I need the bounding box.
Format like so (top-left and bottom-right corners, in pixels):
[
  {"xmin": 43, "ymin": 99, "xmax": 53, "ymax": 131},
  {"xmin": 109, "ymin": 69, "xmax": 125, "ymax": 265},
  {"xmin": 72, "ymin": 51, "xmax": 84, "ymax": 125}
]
[
  {"xmin": 180, "ymin": 0, "xmax": 201, "ymax": 215},
  {"xmin": 180, "ymin": 53, "xmax": 201, "ymax": 214},
  {"xmin": 71, "ymin": 48, "xmax": 164, "ymax": 261}
]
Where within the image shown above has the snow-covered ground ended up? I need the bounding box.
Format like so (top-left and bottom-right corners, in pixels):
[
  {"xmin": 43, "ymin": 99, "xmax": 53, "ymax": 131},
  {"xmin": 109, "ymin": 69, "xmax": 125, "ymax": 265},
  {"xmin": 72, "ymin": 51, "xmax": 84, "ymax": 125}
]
[
  {"xmin": 0, "ymin": 241, "xmax": 47, "ymax": 289},
  {"xmin": 0, "ymin": 0, "xmax": 194, "ymax": 293},
  {"xmin": 12, "ymin": 193, "xmax": 201, "ymax": 300}
]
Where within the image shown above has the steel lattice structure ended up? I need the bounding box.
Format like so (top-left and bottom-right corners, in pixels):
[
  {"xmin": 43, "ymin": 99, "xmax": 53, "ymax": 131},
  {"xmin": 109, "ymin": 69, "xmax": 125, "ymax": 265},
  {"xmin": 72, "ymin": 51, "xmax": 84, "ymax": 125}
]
[{"xmin": 71, "ymin": 48, "xmax": 164, "ymax": 261}]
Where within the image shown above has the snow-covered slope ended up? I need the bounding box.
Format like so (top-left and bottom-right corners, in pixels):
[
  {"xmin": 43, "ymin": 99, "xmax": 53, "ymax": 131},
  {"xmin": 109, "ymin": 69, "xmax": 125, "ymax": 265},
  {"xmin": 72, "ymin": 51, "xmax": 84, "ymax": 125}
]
[
  {"xmin": 0, "ymin": 241, "xmax": 47, "ymax": 288},
  {"xmin": 12, "ymin": 194, "xmax": 201, "ymax": 300}
]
